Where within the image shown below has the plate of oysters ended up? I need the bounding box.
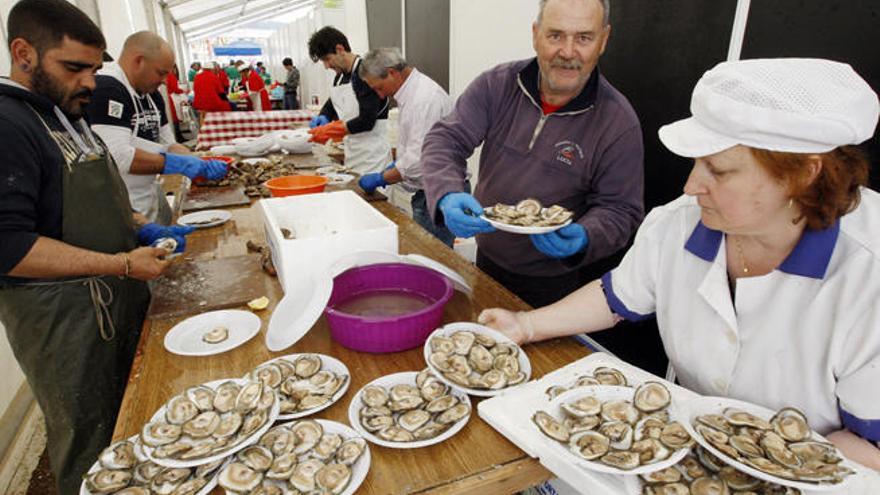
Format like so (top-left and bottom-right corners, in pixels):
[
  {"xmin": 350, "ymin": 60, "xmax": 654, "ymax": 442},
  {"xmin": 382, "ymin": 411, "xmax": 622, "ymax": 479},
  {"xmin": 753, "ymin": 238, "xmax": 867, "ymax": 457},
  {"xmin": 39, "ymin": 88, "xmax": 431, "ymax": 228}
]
[
  {"xmin": 423, "ymin": 322, "xmax": 531, "ymax": 397},
  {"xmin": 164, "ymin": 310, "xmax": 262, "ymax": 357},
  {"xmin": 80, "ymin": 435, "xmax": 228, "ymax": 495},
  {"xmin": 217, "ymin": 419, "xmax": 370, "ymax": 495},
  {"xmin": 140, "ymin": 378, "xmax": 279, "ymax": 468},
  {"xmin": 243, "ymin": 354, "xmax": 350, "ymax": 420},
  {"xmin": 533, "ymin": 383, "xmax": 694, "ymax": 476},
  {"xmin": 481, "ymin": 198, "xmax": 573, "ymax": 234},
  {"xmin": 684, "ymin": 396, "xmax": 858, "ymax": 491},
  {"xmin": 348, "ymin": 370, "xmax": 472, "ymax": 449},
  {"xmin": 638, "ymin": 445, "xmax": 812, "ymax": 494}
]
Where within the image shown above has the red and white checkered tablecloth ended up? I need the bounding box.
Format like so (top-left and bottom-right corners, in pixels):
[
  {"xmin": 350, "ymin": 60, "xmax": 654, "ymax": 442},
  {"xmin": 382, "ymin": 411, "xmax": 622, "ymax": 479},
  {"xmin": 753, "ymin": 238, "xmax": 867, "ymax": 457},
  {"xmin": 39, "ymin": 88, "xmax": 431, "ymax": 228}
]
[{"xmin": 196, "ymin": 110, "xmax": 313, "ymax": 150}]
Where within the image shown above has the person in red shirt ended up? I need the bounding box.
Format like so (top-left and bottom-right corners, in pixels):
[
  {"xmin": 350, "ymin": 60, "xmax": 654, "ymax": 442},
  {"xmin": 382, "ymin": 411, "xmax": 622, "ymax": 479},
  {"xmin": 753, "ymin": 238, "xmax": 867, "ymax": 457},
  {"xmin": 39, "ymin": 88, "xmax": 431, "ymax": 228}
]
[
  {"xmin": 214, "ymin": 62, "xmax": 230, "ymax": 92},
  {"xmin": 192, "ymin": 66, "xmax": 232, "ymax": 113},
  {"xmin": 165, "ymin": 64, "xmax": 186, "ymax": 141},
  {"xmin": 241, "ymin": 66, "xmax": 270, "ymax": 112}
]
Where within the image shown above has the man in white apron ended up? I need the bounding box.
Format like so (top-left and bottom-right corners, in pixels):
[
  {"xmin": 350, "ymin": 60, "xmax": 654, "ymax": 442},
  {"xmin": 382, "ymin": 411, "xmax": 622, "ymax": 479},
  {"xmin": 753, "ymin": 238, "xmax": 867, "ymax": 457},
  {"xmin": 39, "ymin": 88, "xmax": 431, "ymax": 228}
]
[
  {"xmin": 306, "ymin": 27, "xmax": 391, "ymax": 175},
  {"xmin": 86, "ymin": 32, "xmax": 228, "ymax": 224}
]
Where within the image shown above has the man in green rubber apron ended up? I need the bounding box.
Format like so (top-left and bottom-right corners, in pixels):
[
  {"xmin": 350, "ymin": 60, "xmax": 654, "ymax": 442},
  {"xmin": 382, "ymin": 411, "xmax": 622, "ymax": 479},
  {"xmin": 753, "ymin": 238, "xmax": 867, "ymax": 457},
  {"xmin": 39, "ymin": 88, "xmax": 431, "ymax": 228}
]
[{"xmin": 0, "ymin": 1, "xmax": 194, "ymax": 493}]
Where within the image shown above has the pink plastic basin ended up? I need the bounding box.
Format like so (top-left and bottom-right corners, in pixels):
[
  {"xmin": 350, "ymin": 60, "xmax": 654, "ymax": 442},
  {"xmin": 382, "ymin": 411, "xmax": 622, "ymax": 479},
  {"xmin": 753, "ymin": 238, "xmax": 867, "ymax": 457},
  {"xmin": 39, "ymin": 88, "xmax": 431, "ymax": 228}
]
[{"xmin": 324, "ymin": 263, "xmax": 454, "ymax": 353}]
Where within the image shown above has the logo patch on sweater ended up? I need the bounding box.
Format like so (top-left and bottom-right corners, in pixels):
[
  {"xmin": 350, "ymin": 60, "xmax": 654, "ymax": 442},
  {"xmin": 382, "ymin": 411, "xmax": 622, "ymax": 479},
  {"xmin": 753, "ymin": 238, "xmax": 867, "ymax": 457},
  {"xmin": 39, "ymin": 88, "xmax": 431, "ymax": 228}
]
[
  {"xmin": 107, "ymin": 100, "xmax": 124, "ymax": 119},
  {"xmin": 554, "ymin": 141, "xmax": 584, "ymax": 166}
]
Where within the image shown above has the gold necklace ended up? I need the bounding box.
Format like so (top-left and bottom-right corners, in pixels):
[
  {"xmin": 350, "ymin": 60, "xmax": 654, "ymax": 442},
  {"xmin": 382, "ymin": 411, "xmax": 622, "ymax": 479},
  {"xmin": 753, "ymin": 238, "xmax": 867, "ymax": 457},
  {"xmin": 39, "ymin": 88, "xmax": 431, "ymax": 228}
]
[{"xmin": 732, "ymin": 235, "xmax": 749, "ymax": 275}]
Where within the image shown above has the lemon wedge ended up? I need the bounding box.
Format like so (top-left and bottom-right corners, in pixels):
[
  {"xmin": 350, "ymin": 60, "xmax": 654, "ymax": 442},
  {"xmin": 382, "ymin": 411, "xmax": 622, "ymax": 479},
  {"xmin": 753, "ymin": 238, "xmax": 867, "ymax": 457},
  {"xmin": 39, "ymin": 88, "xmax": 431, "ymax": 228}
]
[{"xmin": 247, "ymin": 296, "xmax": 270, "ymax": 311}]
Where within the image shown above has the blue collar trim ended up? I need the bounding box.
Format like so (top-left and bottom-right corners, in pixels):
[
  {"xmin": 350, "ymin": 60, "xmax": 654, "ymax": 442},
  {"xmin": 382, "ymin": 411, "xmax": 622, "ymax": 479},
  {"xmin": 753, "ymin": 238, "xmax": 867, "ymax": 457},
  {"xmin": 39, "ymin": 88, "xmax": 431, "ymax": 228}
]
[{"xmin": 683, "ymin": 221, "xmax": 839, "ymax": 280}]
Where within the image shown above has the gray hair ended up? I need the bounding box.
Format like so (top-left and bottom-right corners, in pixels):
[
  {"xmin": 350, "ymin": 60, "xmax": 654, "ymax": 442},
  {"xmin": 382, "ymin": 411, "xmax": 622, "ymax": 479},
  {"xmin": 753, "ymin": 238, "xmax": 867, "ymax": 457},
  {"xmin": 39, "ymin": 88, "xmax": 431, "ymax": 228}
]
[
  {"xmin": 537, "ymin": 0, "xmax": 610, "ymax": 26},
  {"xmin": 359, "ymin": 47, "xmax": 408, "ymax": 79}
]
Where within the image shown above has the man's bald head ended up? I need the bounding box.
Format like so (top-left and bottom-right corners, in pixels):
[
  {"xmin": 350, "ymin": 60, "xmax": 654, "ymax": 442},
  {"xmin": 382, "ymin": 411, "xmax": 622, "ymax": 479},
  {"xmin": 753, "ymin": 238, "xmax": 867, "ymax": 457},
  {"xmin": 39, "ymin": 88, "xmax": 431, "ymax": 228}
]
[
  {"xmin": 121, "ymin": 31, "xmax": 172, "ymax": 61},
  {"xmin": 118, "ymin": 31, "xmax": 174, "ymax": 94}
]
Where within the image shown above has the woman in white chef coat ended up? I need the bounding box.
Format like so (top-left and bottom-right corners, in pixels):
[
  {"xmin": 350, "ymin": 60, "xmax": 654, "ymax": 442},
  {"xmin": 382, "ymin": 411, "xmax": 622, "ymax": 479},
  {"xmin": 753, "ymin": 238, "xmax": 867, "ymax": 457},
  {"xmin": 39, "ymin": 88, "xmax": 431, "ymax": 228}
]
[{"xmin": 479, "ymin": 58, "xmax": 880, "ymax": 470}]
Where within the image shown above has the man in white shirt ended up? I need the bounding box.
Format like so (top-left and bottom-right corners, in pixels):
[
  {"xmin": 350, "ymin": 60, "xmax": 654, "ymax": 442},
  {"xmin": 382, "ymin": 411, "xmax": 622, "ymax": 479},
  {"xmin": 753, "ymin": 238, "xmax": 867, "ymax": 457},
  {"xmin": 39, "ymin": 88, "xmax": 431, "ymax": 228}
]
[
  {"xmin": 358, "ymin": 48, "xmax": 456, "ymax": 245},
  {"xmin": 85, "ymin": 31, "xmax": 227, "ymax": 224}
]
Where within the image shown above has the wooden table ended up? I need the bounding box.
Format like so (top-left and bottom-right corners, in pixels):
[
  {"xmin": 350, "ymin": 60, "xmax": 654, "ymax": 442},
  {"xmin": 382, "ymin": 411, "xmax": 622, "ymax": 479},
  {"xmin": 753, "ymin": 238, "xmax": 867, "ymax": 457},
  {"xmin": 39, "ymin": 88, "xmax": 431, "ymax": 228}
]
[{"xmin": 114, "ymin": 180, "xmax": 591, "ymax": 494}]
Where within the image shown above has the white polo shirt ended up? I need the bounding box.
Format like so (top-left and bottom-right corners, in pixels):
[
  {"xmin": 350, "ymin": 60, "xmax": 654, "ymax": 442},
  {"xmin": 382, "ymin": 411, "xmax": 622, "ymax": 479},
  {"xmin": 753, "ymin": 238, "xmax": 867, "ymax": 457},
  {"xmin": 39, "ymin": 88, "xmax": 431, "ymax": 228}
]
[
  {"xmin": 393, "ymin": 69, "xmax": 453, "ymax": 192},
  {"xmin": 602, "ymin": 189, "xmax": 880, "ymax": 441}
]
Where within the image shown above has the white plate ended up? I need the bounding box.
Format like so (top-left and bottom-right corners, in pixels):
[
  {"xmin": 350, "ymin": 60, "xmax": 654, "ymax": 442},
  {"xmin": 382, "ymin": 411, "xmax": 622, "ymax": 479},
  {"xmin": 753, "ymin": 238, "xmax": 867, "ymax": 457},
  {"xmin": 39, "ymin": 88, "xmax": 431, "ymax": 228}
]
[
  {"xmin": 221, "ymin": 419, "xmax": 371, "ymax": 495},
  {"xmin": 321, "ymin": 172, "xmax": 355, "ymax": 186},
  {"xmin": 143, "ymin": 378, "xmax": 279, "ymax": 468},
  {"xmin": 164, "ymin": 310, "xmax": 261, "ymax": 357},
  {"xmin": 423, "ymin": 322, "xmax": 532, "ymax": 397},
  {"xmin": 540, "ymin": 386, "xmax": 690, "ymax": 476},
  {"xmin": 684, "ymin": 396, "xmax": 859, "ymax": 491},
  {"xmin": 480, "ymin": 214, "xmax": 572, "ymax": 235},
  {"xmin": 348, "ymin": 371, "xmax": 472, "ymax": 449},
  {"xmin": 244, "ymin": 354, "xmax": 351, "ymax": 420},
  {"xmin": 177, "ymin": 209, "xmax": 232, "ymax": 229}
]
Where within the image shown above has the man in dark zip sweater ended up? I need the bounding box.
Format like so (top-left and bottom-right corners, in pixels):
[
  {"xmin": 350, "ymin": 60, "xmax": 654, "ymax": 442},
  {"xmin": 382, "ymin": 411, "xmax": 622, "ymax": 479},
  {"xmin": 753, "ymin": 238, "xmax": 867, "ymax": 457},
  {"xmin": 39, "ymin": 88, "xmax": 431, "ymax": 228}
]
[{"xmin": 422, "ymin": 0, "xmax": 644, "ymax": 305}]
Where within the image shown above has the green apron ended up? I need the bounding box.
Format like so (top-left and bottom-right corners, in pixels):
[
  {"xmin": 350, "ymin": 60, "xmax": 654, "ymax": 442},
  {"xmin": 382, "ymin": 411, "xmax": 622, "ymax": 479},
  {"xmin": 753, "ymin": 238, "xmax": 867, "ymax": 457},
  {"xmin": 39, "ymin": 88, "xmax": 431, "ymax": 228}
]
[{"xmin": 0, "ymin": 110, "xmax": 150, "ymax": 495}]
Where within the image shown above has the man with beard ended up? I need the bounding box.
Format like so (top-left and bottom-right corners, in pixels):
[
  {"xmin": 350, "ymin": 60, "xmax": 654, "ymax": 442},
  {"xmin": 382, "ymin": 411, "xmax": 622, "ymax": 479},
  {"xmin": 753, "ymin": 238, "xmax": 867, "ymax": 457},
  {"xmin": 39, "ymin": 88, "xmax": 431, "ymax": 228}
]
[
  {"xmin": 421, "ymin": 0, "xmax": 648, "ymax": 360},
  {"xmin": 86, "ymin": 31, "xmax": 228, "ymax": 225},
  {"xmin": 0, "ymin": 1, "xmax": 186, "ymax": 492}
]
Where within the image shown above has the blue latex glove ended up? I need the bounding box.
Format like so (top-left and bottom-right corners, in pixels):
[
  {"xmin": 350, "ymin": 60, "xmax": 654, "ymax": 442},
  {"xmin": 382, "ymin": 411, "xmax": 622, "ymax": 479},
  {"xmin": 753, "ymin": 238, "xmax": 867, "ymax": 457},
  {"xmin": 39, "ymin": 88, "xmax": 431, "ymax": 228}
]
[
  {"xmin": 200, "ymin": 159, "xmax": 228, "ymax": 180},
  {"xmin": 310, "ymin": 115, "xmax": 329, "ymax": 128},
  {"xmin": 137, "ymin": 223, "xmax": 196, "ymax": 253},
  {"xmin": 530, "ymin": 223, "xmax": 589, "ymax": 258},
  {"xmin": 438, "ymin": 192, "xmax": 495, "ymax": 239},
  {"xmin": 358, "ymin": 172, "xmax": 387, "ymax": 194}
]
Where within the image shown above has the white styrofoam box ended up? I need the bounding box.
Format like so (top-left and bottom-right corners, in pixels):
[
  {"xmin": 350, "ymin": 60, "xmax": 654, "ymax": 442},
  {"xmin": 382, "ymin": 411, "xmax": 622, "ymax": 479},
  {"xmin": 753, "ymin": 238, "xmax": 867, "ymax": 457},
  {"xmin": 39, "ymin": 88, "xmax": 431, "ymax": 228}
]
[{"xmin": 260, "ymin": 190, "xmax": 398, "ymax": 292}]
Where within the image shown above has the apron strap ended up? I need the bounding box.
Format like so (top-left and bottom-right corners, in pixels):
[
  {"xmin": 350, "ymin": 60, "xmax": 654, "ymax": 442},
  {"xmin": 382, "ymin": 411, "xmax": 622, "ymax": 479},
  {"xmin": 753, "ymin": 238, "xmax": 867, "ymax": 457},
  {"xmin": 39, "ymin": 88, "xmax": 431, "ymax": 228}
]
[{"xmin": 84, "ymin": 277, "xmax": 116, "ymax": 341}]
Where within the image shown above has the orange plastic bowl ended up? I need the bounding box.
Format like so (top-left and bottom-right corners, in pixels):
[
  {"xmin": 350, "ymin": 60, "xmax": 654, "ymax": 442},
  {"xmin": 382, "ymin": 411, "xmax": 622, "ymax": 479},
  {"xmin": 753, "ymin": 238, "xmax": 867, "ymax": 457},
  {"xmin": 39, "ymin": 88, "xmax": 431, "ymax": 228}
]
[
  {"xmin": 264, "ymin": 175, "xmax": 329, "ymax": 197},
  {"xmin": 193, "ymin": 156, "xmax": 235, "ymax": 185}
]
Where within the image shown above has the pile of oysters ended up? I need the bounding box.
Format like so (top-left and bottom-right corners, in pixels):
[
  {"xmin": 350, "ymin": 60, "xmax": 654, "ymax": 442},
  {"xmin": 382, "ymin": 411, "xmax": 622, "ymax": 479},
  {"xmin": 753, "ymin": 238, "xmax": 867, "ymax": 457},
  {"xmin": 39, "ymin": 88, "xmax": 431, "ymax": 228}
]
[
  {"xmin": 426, "ymin": 330, "xmax": 527, "ymax": 391},
  {"xmin": 640, "ymin": 446, "xmax": 803, "ymax": 494},
  {"xmin": 246, "ymin": 354, "xmax": 349, "ymax": 418},
  {"xmin": 533, "ymin": 381, "xmax": 694, "ymax": 471},
  {"xmin": 82, "ymin": 437, "xmax": 225, "ymax": 494},
  {"xmin": 691, "ymin": 407, "xmax": 854, "ymax": 486},
  {"xmin": 484, "ymin": 198, "xmax": 573, "ymax": 227},
  {"xmin": 199, "ymin": 155, "xmax": 304, "ymax": 197},
  {"xmin": 357, "ymin": 370, "xmax": 471, "ymax": 443},
  {"xmin": 217, "ymin": 419, "xmax": 367, "ymax": 494},
  {"xmin": 139, "ymin": 379, "xmax": 276, "ymax": 463}
]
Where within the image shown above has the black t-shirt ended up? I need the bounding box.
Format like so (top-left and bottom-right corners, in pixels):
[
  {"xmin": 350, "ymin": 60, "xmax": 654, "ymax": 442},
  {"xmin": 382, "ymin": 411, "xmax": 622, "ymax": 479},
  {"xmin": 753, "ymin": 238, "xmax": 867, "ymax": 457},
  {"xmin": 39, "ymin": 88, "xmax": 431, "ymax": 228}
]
[{"xmin": 86, "ymin": 75, "xmax": 167, "ymax": 142}]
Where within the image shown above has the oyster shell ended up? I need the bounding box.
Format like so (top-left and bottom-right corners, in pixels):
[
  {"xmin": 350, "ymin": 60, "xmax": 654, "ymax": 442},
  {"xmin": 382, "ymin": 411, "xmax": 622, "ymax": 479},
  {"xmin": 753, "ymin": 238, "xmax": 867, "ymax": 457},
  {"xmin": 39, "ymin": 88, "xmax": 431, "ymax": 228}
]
[
  {"xmin": 252, "ymin": 363, "xmax": 283, "ymax": 388},
  {"xmin": 601, "ymin": 399, "xmax": 640, "ymax": 424},
  {"xmin": 450, "ymin": 331, "xmax": 476, "ymax": 355},
  {"xmin": 723, "ymin": 408, "xmax": 771, "ymax": 430},
  {"xmin": 561, "ymin": 396, "xmax": 602, "ymax": 417},
  {"xmin": 592, "ymin": 367, "xmax": 627, "ymax": 386},
  {"xmin": 378, "ymin": 426, "xmax": 415, "ymax": 442},
  {"xmin": 185, "ymin": 386, "xmax": 215, "ymax": 412},
  {"xmin": 689, "ymin": 476, "xmax": 730, "ymax": 495},
  {"xmin": 564, "ymin": 414, "xmax": 601, "ymax": 433},
  {"xmin": 212, "ymin": 381, "xmax": 241, "ymax": 413},
  {"xmin": 150, "ymin": 467, "xmax": 190, "ymax": 493},
  {"xmin": 335, "ymin": 437, "xmax": 367, "ymax": 465},
  {"xmin": 201, "ymin": 326, "xmax": 228, "ymax": 344},
  {"xmin": 132, "ymin": 461, "xmax": 162, "ymax": 484},
  {"xmin": 294, "ymin": 354, "xmax": 322, "ymax": 378},
  {"xmin": 414, "ymin": 422, "xmax": 450, "ymax": 440},
  {"xmin": 436, "ymin": 403, "xmax": 470, "ymax": 424},
  {"xmin": 600, "ymin": 450, "xmax": 640, "ymax": 470},
  {"xmin": 218, "ymin": 462, "xmax": 262, "ymax": 493},
  {"xmin": 165, "ymin": 395, "xmax": 199, "ymax": 425},
  {"xmin": 430, "ymin": 336, "xmax": 455, "ymax": 354},
  {"xmin": 515, "ymin": 198, "xmax": 542, "ymax": 215},
  {"xmin": 468, "ymin": 344, "xmax": 494, "ymax": 373},
  {"xmin": 141, "ymin": 422, "xmax": 182, "ymax": 447},
  {"xmin": 213, "ymin": 411, "xmax": 243, "ymax": 439},
  {"xmin": 316, "ymin": 463, "xmax": 352, "ymax": 494},
  {"xmin": 389, "ymin": 384, "xmax": 420, "ymax": 401},
  {"xmin": 568, "ymin": 430, "xmax": 609, "ymax": 460},
  {"xmin": 235, "ymin": 381, "xmax": 263, "ymax": 412},
  {"xmin": 266, "ymin": 452, "xmax": 298, "ymax": 479},
  {"xmin": 640, "ymin": 466, "xmax": 682, "ymax": 484},
  {"xmin": 659, "ymin": 422, "xmax": 693, "ymax": 449},
  {"xmin": 398, "ymin": 409, "xmax": 432, "ymax": 432},
  {"xmin": 361, "ymin": 385, "xmax": 389, "ymax": 407},
  {"xmin": 85, "ymin": 469, "xmax": 132, "ymax": 493},
  {"xmin": 312, "ymin": 432, "xmax": 344, "ymax": 460},
  {"xmin": 289, "ymin": 458, "xmax": 325, "ymax": 492},
  {"xmin": 599, "ymin": 421, "xmax": 633, "ymax": 450},
  {"xmin": 533, "ymin": 411, "xmax": 570, "ymax": 442},
  {"xmin": 633, "ymin": 382, "xmax": 671, "ymax": 412},
  {"xmin": 238, "ymin": 445, "xmax": 274, "ymax": 471},
  {"xmin": 771, "ymin": 407, "xmax": 811, "ymax": 442},
  {"xmin": 420, "ymin": 380, "xmax": 448, "ymax": 401},
  {"xmin": 98, "ymin": 440, "xmax": 137, "ymax": 470},
  {"xmin": 182, "ymin": 411, "xmax": 220, "ymax": 438},
  {"xmin": 631, "ymin": 438, "xmax": 671, "ymax": 464}
]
